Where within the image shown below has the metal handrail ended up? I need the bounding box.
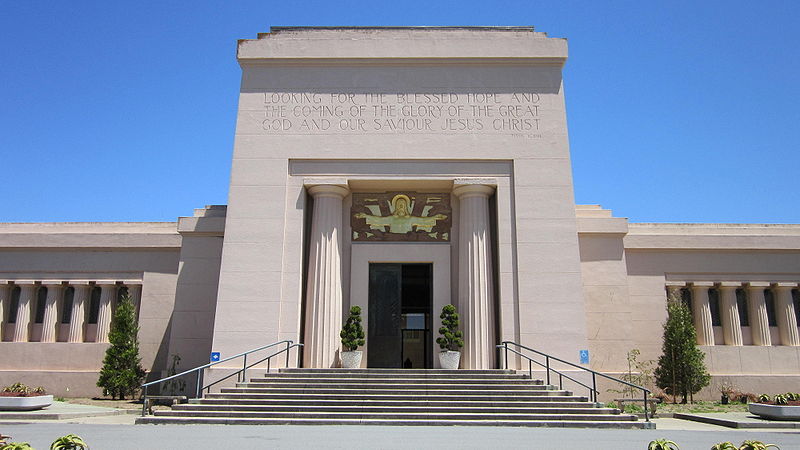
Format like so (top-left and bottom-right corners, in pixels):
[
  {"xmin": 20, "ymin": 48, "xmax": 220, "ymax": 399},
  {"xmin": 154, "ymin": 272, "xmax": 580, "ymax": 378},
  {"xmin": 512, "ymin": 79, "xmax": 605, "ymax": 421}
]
[
  {"xmin": 140, "ymin": 340, "xmax": 302, "ymax": 416},
  {"xmin": 201, "ymin": 343, "xmax": 304, "ymax": 394},
  {"xmin": 498, "ymin": 341, "xmax": 652, "ymax": 422}
]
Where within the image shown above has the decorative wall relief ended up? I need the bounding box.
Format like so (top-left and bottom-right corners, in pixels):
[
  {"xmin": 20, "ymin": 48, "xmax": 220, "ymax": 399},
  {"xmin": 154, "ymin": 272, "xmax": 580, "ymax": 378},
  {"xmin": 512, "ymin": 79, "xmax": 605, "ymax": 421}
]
[{"xmin": 351, "ymin": 192, "xmax": 452, "ymax": 242}]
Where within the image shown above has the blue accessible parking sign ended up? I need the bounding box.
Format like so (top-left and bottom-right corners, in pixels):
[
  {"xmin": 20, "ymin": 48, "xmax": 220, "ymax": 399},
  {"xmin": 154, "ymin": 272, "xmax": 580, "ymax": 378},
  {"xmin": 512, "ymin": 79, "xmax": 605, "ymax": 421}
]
[
  {"xmin": 210, "ymin": 352, "xmax": 220, "ymax": 362},
  {"xmin": 579, "ymin": 350, "xmax": 589, "ymax": 364}
]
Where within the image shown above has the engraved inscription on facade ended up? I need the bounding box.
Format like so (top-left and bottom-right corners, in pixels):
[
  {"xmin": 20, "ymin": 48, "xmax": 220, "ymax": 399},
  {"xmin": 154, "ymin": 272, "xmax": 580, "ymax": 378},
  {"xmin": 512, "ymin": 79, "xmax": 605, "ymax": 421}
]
[
  {"xmin": 351, "ymin": 192, "xmax": 452, "ymax": 242},
  {"xmin": 259, "ymin": 92, "xmax": 542, "ymax": 137}
]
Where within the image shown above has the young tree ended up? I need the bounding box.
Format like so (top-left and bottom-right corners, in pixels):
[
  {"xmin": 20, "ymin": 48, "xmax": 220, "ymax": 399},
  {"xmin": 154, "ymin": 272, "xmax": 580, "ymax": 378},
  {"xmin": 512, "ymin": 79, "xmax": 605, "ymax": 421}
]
[
  {"xmin": 97, "ymin": 294, "xmax": 145, "ymax": 399},
  {"xmin": 654, "ymin": 290, "xmax": 710, "ymax": 403}
]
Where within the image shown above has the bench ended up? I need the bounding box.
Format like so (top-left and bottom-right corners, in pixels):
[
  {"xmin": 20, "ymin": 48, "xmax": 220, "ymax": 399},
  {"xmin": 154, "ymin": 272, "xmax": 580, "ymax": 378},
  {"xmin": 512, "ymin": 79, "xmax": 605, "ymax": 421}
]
[
  {"xmin": 614, "ymin": 397, "xmax": 660, "ymax": 418},
  {"xmin": 144, "ymin": 395, "xmax": 188, "ymax": 414}
]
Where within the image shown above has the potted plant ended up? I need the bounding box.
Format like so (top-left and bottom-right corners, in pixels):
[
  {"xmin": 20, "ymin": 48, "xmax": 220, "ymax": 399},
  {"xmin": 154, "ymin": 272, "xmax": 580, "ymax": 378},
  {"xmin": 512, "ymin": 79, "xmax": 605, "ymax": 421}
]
[
  {"xmin": 436, "ymin": 304, "xmax": 463, "ymax": 369},
  {"xmin": 50, "ymin": 434, "xmax": 89, "ymax": 450},
  {"xmin": 340, "ymin": 306, "xmax": 365, "ymax": 368},
  {"xmin": 718, "ymin": 381, "xmax": 736, "ymax": 405},
  {"xmin": 0, "ymin": 383, "xmax": 53, "ymax": 411},
  {"xmin": 647, "ymin": 438, "xmax": 679, "ymax": 450}
]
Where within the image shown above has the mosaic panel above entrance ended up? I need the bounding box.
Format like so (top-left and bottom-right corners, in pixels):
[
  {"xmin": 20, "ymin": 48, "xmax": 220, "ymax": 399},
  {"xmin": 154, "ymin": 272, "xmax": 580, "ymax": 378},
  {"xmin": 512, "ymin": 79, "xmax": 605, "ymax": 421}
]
[{"xmin": 351, "ymin": 192, "xmax": 452, "ymax": 242}]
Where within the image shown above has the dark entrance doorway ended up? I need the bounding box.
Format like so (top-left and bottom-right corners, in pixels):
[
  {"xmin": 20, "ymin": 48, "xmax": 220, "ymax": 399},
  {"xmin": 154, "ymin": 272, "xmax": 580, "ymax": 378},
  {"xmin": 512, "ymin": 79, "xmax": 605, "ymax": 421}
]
[{"xmin": 367, "ymin": 263, "xmax": 432, "ymax": 368}]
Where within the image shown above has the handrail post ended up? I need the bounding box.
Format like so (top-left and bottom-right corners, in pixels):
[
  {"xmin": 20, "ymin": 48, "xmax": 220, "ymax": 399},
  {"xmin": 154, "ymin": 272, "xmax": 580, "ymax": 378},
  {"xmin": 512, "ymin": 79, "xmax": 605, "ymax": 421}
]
[
  {"xmin": 503, "ymin": 342, "xmax": 508, "ymax": 370},
  {"xmin": 559, "ymin": 373, "xmax": 563, "ymax": 390},
  {"xmin": 141, "ymin": 385, "xmax": 148, "ymax": 416},
  {"xmin": 528, "ymin": 359, "xmax": 532, "ymax": 380},
  {"xmin": 644, "ymin": 389, "xmax": 650, "ymax": 422},
  {"xmin": 242, "ymin": 354, "xmax": 247, "ymax": 383},
  {"xmin": 591, "ymin": 372, "xmax": 597, "ymax": 403},
  {"xmin": 267, "ymin": 358, "xmax": 271, "ymax": 374},
  {"xmin": 195, "ymin": 370, "xmax": 201, "ymax": 399},
  {"xmin": 285, "ymin": 341, "xmax": 290, "ymax": 368},
  {"xmin": 545, "ymin": 356, "xmax": 551, "ymax": 386}
]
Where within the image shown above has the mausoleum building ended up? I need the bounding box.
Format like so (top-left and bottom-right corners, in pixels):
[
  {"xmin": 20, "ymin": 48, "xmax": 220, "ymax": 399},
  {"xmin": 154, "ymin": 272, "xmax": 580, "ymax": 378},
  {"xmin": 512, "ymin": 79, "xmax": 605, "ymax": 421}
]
[{"xmin": 1, "ymin": 27, "xmax": 799, "ymax": 398}]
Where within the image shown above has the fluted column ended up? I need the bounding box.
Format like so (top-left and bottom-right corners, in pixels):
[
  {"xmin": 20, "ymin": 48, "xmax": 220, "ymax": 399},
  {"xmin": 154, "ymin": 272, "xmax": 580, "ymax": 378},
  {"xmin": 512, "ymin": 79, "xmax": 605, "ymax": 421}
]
[
  {"xmin": 40, "ymin": 283, "xmax": 63, "ymax": 343},
  {"xmin": 303, "ymin": 184, "xmax": 348, "ymax": 368},
  {"xmin": 96, "ymin": 284, "xmax": 117, "ymax": 343},
  {"xmin": 690, "ymin": 282, "xmax": 715, "ymax": 345},
  {"xmin": 0, "ymin": 283, "xmax": 9, "ymax": 341},
  {"xmin": 128, "ymin": 284, "xmax": 142, "ymax": 309},
  {"xmin": 719, "ymin": 283, "xmax": 743, "ymax": 346},
  {"xmin": 68, "ymin": 283, "xmax": 90, "ymax": 343},
  {"xmin": 746, "ymin": 282, "xmax": 771, "ymax": 346},
  {"xmin": 454, "ymin": 182, "xmax": 496, "ymax": 370},
  {"xmin": 12, "ymin": 283, "xmax": 36, "ymax": 342},
  {"xmin": 774, "ymin": 283, "xmax": 800, "ymax": 346}
]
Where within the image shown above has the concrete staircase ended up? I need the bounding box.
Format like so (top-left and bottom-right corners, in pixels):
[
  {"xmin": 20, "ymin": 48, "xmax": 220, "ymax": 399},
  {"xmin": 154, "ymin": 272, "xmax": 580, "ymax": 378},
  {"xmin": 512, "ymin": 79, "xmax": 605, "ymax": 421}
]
[{"xmin": 136, "ymin": 368, "xmax": 653, "ymax": 428}]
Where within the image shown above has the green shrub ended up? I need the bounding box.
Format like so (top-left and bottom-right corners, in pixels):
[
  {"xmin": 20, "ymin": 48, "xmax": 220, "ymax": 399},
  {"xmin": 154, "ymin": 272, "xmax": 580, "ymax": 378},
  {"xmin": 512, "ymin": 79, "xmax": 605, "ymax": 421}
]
[
  {"xmin": 758, "ymin": 394, "xmax": 771, "ymax": 403},
  {"xmin": 654, "ymin": 294, "xmax": 710, "ymax": 403},
  {"xmin": 738, "ymin": 440, "xmax": 779, "ymax": 450},
  {"xmin": 340, "ymin": 306, "xmax": 365, "ymax": 351},
  {"xmin": 710, "ymin": 443, "xmax": 737, "ymax": 450},
  {"xmin": 50, "ymin": 433, "xmax": 89, "ymax": 450},
  {"xmin": 647, "ymin": 439, "xmax": 679, "ymax": 450},
  {"xmin": 435, "ymin": 304, "xmax": 463, "ymax": 351},
  {"xmin": 97, "ymin": 294, "xmax": 145, "ymax": 399},
  {"xmin": 774, "ymin": 394, "xmax": 788, "ymax": 405}
]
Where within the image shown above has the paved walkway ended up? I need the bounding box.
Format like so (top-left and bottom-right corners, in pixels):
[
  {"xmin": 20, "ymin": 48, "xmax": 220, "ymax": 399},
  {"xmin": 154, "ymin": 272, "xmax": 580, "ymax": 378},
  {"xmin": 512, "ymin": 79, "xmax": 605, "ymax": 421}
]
[
  {"xmin": 3, "ymin": 404, "xmax": 800, "ymax": 449},
  {"xmin": 1, "ymin": 419, "xmax": 799, "ymax": 449}
]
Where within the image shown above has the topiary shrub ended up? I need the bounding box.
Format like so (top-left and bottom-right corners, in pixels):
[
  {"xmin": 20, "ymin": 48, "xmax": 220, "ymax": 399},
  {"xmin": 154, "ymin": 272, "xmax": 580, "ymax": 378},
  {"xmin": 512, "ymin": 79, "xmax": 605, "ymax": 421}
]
[
  {"xmin": 436, "ymin": 304, "xmax": 463, "ymax": 352},
  {"xmin": 340, "ymin": 306, "xmax": 365, "ymax": 352}
]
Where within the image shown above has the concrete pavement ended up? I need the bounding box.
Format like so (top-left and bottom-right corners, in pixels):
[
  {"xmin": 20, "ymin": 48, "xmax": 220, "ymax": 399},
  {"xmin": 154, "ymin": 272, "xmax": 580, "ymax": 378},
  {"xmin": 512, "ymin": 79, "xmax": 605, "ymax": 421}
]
[{"xmin": 1, "ymin": 421, "xmax": 799, "ymax": 449}]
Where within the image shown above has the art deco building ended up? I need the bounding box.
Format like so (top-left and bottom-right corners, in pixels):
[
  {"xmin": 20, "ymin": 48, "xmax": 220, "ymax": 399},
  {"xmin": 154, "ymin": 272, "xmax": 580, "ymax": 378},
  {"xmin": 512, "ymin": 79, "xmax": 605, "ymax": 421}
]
[{"xmin": 1, "ymin": 27, "xmax": 798, "ymax": 398}]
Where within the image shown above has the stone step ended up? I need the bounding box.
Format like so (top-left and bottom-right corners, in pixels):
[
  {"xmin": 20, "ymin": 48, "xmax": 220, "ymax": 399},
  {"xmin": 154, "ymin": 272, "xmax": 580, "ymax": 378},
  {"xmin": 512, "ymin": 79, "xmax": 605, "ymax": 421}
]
[
  {"xmin": 136, "ymin": 416, "xmax": 654, "ymax": 428},
  {"xmin": 247, "ymin": 376, "xmax": 537, "ymax": 384},
  {"xmin": 233, "ymin": 381, "xmax": 552, "ymax": 390},
  {"xmin": 279, "ymin": 368, "xmax": 516, "ymax": 375},
  {"xmin": 194, "ymin": 398, "xmax": 596, "ymax": 408},
  {"xmin": 171, "ymin": 404, "xmax": 619, "ymax": 415},
  {"xmin": 257, "ymin": 372, "xmax": 531, "ymax": 380},
  {"xmin": 204, "ymin": 392, "xmax": 586, "ymax": 402},
  {"xmin": 151, "ymin": 410, "xmax": 635, "ymax": 421},
  {"xmin": 219, "ymin": 387, "xmax": 573, "ymax": 396}
]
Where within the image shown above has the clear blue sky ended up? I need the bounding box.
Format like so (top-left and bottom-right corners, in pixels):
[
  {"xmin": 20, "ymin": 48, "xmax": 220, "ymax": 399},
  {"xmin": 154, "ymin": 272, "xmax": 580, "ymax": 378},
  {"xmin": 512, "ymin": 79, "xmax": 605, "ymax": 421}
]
[{"xmin": 2, "ymin": 1, "xmax": 798, "ymax": 223}]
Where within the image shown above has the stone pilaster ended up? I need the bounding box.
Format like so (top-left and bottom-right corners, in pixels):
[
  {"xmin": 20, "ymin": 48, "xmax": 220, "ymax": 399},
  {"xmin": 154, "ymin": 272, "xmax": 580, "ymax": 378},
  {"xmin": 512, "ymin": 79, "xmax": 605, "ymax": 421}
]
[
  {"xmin": 40, "ymin": 283, "xmax": 64, "ymax": 343},
  {"xmin": 690, "ymin": 282, "xmax": 715, "ymax": 345},
  {"xmin": 127, "ymin": 284, "xmax": 142, "ymax": 318},
  {"xmin": 96, "ymin": 284, "xmax": 117, "ymax": 344},
  {"xmin": 719, "ymin": 283, "xmax": 743, "ymax": 346},
  {"xmin": 68, "ymin": 283, "xmax": 90, "ymax": 343},
  {"xmin": 0, "ymin": 283, "xmax": 9, "ymax": 341},
  {"xmin": 774, "ymin": 283, "xmax": 800, "ymax": 346},
  {"xmin": 746, "ymin": 282, "xmax": 772, "ymax": 346},
  {"xmin": 453, "ymin": 181, "xmax": 496, "ymax": 370},
  {"xmin": 12, "ymin": 283, "xmax": 36, "ymax": 342},
  {"xmin": 303, "ymin": 183, "xmax": 349, "ymax": 368}
]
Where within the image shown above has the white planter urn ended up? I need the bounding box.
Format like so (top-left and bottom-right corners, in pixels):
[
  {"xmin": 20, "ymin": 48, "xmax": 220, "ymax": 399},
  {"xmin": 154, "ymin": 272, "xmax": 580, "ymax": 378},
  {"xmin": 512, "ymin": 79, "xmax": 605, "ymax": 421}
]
[
  {"xmin": 439, "ymin": 351, "xmax": 461, "ymax": 369},
  {"xmin": 0, "ymin": 395, "xmax": 53, "ymax": 411},
  {"xmin": 340, "ymin": 350, "xmax": 363, "ymax": 368}
]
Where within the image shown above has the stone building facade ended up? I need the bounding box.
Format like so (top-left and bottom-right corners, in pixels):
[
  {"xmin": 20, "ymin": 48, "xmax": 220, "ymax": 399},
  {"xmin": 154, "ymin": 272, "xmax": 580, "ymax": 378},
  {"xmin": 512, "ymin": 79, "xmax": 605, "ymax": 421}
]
[{"xmin": 1, "ymin": 27, "xmax": 798, "ymax": 398}]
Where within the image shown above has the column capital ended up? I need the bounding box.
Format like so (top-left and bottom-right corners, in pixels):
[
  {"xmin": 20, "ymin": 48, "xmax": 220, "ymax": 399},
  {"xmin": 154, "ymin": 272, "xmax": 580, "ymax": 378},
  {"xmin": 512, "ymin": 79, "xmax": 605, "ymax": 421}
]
[
  {"xmin": 718, "ymin": 282, "xmax": 742, "ymax": 289},
  {"xmin": 774, "ymin": 282, "xmax": 799, "ymax": 290},
  {"xmin": 746, "ymin": 282, "xmax": 771, "ymax": 289},
  {"xmin": 40, "ymin": 281, "xmax": 66, "ymax": 288},
  {"xmin": 452, "ymin": 182, "xmax": 495, "ymax": 199},
  {"xmin": 665, "ymin": 281, "xmax": 686, "ymax": 288},
  {"xmin": 690, "ymin": 282, "xmax": 715, "ymax": 288},
  {"xmin": 307, "ymin": 184, "xmax": 349, "ymax": 199}
]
